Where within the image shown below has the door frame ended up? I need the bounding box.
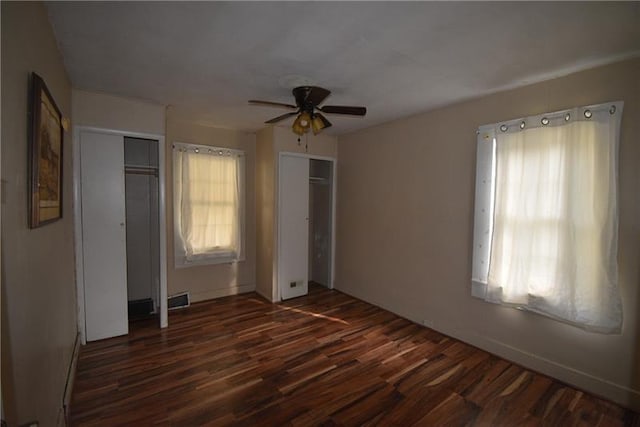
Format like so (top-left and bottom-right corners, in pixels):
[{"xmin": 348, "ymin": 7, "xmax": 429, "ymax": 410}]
[
  {"xmin": 73, "ymin": 126, "xmax": 168, "ymax": 344},
  {"xmin": 276, "ymin": 152, "xmax": 337, "ymax": 302}
]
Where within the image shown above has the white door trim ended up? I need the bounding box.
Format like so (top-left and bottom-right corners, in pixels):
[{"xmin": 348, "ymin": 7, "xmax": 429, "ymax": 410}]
[
  {"xmin": 73, "ymin": 126, "xmax": 168, "ymax": 344},
  {"xmin": 276, "ymin": 151, "xmax": 337, "ymax": 302}
]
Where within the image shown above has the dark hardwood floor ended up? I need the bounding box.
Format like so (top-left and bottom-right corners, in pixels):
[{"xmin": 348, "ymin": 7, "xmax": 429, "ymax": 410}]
[{"xmin": 71, "ymin": 285, "xmax": 638, "ymax": 426}]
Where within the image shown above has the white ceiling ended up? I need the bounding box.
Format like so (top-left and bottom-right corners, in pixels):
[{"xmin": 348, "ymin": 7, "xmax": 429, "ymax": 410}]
[{"xmin": 46, "ymin": 2, "xmax": 640, "ymax": 135}]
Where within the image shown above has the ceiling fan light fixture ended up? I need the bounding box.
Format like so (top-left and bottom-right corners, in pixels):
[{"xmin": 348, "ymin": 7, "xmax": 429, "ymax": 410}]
[
  {"xmin": 292, "ymin": 120, "xmax": 306, "ymax": 136},
  {"xmin": 299, "ymin": 111, "xmax": 311, "ymax": 128},
  {"xmin": 292, "ymin": 111, "xmax": 311, "ymax": 135},
  {"xmin": 311, "ymin": 113, "xmax": 331, "ymax": 135}
]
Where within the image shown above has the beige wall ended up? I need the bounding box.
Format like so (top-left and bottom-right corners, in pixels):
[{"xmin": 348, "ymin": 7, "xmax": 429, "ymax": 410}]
[
  {"xmin": 166, "ymin": 107, "xmax": 257, "ymax": 302},
  {"xmin": 255, "ymin": 127, "xmax": 275, "ymax": 300},
  {"xmin": 1, "ymin": 2, "xmax": 77, "ymax": 425},
  {"xmin": 336, "ymin": 58, "xmax": 640, "ymax": 410},
  {"xmin": 255, "ymin": 126, "xmax": 338, "ymax": 301},
  {"xmin": 272, "ymin": 127, "xmax": 338, "ymax": 159},
  {"xmin": 72, "ymin": 89, "xmax": 165, "ymax": 135}
]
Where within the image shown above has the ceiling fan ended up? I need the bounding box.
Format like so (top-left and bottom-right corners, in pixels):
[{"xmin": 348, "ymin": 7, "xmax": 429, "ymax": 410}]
[{"xmin": 249, "ymin": 86, "xmax": 366, "ymax": 136}]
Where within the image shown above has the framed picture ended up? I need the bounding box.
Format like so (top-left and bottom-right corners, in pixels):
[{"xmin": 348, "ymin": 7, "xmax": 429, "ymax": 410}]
[{"xmin": 29, "ymin": 72, "xmax": 64, "ymax": 228}]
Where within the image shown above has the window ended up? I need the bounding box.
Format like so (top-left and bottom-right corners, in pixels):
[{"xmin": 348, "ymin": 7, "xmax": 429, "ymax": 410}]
[
  {"xmin": 472, "ymin": 102, "xmax": 623, "ymax": 333},
  {"xmin": 173, "ymin": 143, "xmax": 245, "ymax": 267}
]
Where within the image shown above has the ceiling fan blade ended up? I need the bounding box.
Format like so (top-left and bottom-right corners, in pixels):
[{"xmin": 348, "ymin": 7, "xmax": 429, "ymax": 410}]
[
  {"xmin": 265, "ymin": 111, "xmax": 298, "ymax": 124},
  {"xmin": 319, "ymin": 105, "xmax": 367, "ymax": 116},
  {"xmin": 306, "ymin": 86, "xmax": 331, "ymax": 106},
  {"xmin": 249, "ymin": 100, "xmax": 297, "ymax": 109}
]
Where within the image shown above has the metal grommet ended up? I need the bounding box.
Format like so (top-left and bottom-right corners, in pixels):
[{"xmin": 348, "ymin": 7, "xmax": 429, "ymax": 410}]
[
  {"xmin": 564, "ymin": 113, "xmax": 571, "ymax": 121},
  {"xmin": 520, "ymin": 121, "xmax": 526, "ymax": 129},
  {"xmin": 609, "ymin": 105, "xmax": 616, "ymax": 115},
  {"xmin": 500, "ymin": 124, "xmax": 508, "ymax": 132},
  {"xmin": 584, "ymin": 109, "xmax": 592, "ymax": 119},
  {"xmin": 541, "ymin": 117, "xmax": 549, "ymax": 125}
]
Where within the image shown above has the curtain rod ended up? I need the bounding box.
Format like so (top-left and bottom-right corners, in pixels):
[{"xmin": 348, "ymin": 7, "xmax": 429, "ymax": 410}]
[
  {"xmin": 172, "ymin": 142, "xmax": 244, "ymax": 157},
  {"xmin": 477, "ymin": 101, "xmax": 622, "ymax": 135}
]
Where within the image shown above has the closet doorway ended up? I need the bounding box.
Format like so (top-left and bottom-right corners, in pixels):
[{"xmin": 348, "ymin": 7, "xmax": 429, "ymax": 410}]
[
  {"xmin": 308, "ymin": 159, "xmax": 333, "ymax": 288},
  {"xmin": 278, "ymin": 153, "xmax": 335, "ymax": 301},
  {"xmin": 75, "ymin": 127, "xmax": 168, "ymax": 344},
  {"xmin": 124, "ymin": 137, "xmax": 160, "ymax": 322}
]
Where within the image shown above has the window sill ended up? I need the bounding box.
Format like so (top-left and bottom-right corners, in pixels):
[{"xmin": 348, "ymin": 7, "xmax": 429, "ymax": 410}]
[{"xmin": 174, "ymin": 254, "xmax": 244, "ymax": 269}]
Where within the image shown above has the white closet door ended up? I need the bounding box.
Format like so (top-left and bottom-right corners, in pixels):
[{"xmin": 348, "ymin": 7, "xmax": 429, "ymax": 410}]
[
  {"xmin": 80, "ymin": 131, "xmax": 128, "ymax": 341},
  {"xmin": 279, "ymin": 155, "xmax": 309, "ymax": 300}
]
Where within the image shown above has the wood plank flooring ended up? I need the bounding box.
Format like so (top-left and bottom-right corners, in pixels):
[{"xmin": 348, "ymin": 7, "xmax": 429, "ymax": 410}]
[{"xmin": 71, "ymin": 285, "xmax": 639, "ymax": 426}]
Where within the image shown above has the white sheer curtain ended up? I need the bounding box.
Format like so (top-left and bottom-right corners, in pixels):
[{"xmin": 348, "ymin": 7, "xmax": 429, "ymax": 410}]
[
  {"xmin": 174, "ymin": 146, "xmax": 242, "ymax": 263},
  {"xmin": 472, "ymin": 102, "xmax": 623, "ymax": 333}
]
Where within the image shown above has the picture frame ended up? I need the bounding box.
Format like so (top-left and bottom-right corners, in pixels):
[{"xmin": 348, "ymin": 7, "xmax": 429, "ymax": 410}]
[{"xmin": 29, "ymin": 72, "xmax": 64, "ymax": 228}]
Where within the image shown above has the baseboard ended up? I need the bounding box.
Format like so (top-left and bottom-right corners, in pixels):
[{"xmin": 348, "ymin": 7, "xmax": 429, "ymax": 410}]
[
  {"xmin": 335, "ymin": 286, "xmax": 640, "ymax": 412},
  {"xmin": 434, "ymin": 321, "xmax": 640, "ymax": 412},
  {"xmin": 189, "ymin": 284, "xmax": 255, "ymax": 303},
  {"xmin": 62, "ymin": 332, "xmax": 81, "ymax": 425}
]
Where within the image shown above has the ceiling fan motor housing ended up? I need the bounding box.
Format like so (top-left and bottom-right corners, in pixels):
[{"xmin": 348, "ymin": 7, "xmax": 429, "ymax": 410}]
[{"xmin": 293, "ymin": 86, "xmax": 329, "ymax": 115}]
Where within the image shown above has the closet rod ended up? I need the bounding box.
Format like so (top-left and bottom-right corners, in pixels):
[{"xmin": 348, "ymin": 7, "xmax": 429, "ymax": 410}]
[
  {"xmin": 125, "ymin": 166, "xmax": 158, "ymax": 177},
  {"xmin": 309, "ymin": 177, "xmax": 329, "ymax": 184},
  {"xmin": 124, "ymin": 164, "xmax": 158, "ymax": 170}
]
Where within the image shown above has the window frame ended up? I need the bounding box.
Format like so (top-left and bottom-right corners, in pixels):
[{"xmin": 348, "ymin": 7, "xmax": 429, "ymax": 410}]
[
  {"xmin": 471, "ymin": 101, "xmax": 623, "ymax": 333},
  {"xmin": 173, "ymin": 142, "xmax": 246, "ymax": 268}
]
